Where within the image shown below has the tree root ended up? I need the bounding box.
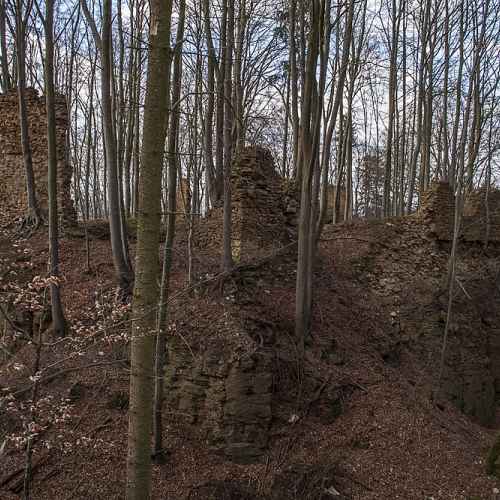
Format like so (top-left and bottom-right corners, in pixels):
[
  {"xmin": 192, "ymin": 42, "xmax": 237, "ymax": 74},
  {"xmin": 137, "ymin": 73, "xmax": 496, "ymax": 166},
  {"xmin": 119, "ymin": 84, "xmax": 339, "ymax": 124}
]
[{"xmin": 17, "ymin": 209, "xmax": 45, "ymax": 237}]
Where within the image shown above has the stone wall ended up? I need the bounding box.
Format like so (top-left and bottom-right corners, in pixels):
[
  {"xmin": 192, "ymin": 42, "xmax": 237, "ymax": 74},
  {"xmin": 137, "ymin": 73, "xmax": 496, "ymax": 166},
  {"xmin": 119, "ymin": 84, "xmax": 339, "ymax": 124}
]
[
  {"xmin": 165, "ymin": 312, "xmax": 274, "ymax": 463},
  {"xmin": 195, "ymin": 146, "xmax": 294, "ymax": 261},
  {"xmin": 195, "ymin": 147, "xmax": 357, "ymax": 260},
  {"xmin": 462, "ymin": 188, "xmax": 500, "ymax": 242},
  {"xmin": 176, "ymin": 178, "xmax": 190, "ymax": 213},
  {"xmin": 419, "ymin": 181, "xmax": 455, "ymax": 239},
  {"xmin": 419, "ymin": 181, "xmax": 500, "ymax": 243},
  {"xmin": 324, "ymin": 184, "xmax": 347, "ymax": 223},
  {"xmin": 231, "ymin": 147, "xmax": 286, "ymax": 259},
  {"xmin": 0, "ymin": 88, "xmax": 75, "ymax": 225}
]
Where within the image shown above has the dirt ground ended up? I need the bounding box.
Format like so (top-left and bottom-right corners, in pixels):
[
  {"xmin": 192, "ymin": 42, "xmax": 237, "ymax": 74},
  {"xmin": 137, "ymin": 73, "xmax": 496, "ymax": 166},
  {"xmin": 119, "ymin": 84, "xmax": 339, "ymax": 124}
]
[{"xmin": 1, "ymin": 219, "xmax": 500, "ymax": 499}]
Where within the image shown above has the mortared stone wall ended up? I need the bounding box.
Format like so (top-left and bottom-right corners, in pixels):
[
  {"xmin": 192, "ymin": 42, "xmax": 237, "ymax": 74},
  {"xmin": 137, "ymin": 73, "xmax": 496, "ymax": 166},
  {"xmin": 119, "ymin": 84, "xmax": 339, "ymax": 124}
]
[{"xmin": 0, "ymin": 88, "xmax": 75, "ymax": 226}]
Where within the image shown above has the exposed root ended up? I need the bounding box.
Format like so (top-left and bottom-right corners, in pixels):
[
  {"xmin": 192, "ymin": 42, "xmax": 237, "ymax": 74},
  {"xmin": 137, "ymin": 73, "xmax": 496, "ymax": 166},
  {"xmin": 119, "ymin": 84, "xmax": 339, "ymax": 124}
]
[{"xmin": 17, "ymin": 208, "xmax": 45, "ymax": 237}]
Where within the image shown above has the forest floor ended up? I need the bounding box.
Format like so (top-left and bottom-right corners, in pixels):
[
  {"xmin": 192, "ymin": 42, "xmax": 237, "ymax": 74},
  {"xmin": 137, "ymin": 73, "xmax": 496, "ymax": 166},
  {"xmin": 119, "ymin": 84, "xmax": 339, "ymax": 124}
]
[{"xmin": 1, "ymin": 217, "xmax": 500, "ymax": 499}]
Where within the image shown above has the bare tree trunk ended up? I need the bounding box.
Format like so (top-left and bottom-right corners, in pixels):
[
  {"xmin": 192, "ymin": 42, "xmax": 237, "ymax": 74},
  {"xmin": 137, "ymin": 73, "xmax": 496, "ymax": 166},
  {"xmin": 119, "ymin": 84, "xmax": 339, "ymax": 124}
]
[
  {"xmin": 383, "ymin": 0, "xmax": 401, "ymax": 217},
  {"xmin": 215, "ymin": 0, "xmax": 227, "ymax": 201},
  {"xmin": 316, "ymin": 0, "xmax": 355, "ymax": 234},
  {"xmin": 399, "ymin": 2, "xmax": 407, "ymax": 215},
  {"xmin": 123, "ymin": 10, "xmax": 137, "ymax": 218},
  {"xmin": 81, "ymin": 0, "xmax": 134, "ymax": 297},
  {"xmin": 14, "ymin": 0, "xmax": 41, "ymax": 227},
  {"xmin": 281, "ymin": 63, "xmax": 291, "ymax": 176},
  {"xmin": 289, "ymin": 0, "xmax": 299, "ymax": 174},
  {"xmin": 449, "ymin": 2, "xmax": 465, "ymax": 189},
  {"xmin": 132, "ymin": 60, "xmax": 141, "ymax": 217},
  {"xmin": 344, "ymin": 111, "xmax": 353, "ymax": 221},
  {"xmin": 222, "ymin": 0, "xmax": 234, "ymax": 272},
  {"xmin": 438, "ymin": 0, "xmax": 489, "ymax": 389},
  {"xmin": 153, "ymin": 0, "xmax": 186, "ymax": 462},
  {"xmin": 295, "ymin": 0, "xmax": 321, "ymax": 351},
  {"xmin": 441, "ymin": 0, "xmax": 450, "ymax": 181},
  {"xmin": 0, "ymin": 0, "xmax": 11, "ymax": 91},
  {"xmin": 406, "ymin": 0, "xmax": 430, "ymax": 212},
  {"xmin": 420, "ymin": 16, "xmax": 436, "ymax": 195},
  {"xmin": 202, "ymin": 0, "xmax": 218, "ymax": 205},
  {"xmin": 84, "ymin": 63, "xmax": 95, "ymax": 271},
  {"xmin": 43, "ymin": 0, "xmax": 66, "ymax": 337},
  {"xmin": 126, "ymin": 0, "xmax": 173, "ymax": 497},
  {"xmin": 234, "ymin": 0, "xmax": 246, "ymax": 149}
]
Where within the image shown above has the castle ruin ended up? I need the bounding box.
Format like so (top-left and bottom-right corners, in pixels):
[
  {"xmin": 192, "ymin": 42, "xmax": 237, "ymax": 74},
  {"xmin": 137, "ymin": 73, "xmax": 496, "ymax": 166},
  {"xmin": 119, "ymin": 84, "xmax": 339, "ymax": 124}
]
[
  {"xmin": 195, "ymin": 146, "xmax": 298, "ymax": 260},
  {"xmin": 0, "ymin": 89, "xmax": 75, "ymax": 225},
  {"xmin": 419, "ymin": 181, "xmax": 500, "ymax": 243}
]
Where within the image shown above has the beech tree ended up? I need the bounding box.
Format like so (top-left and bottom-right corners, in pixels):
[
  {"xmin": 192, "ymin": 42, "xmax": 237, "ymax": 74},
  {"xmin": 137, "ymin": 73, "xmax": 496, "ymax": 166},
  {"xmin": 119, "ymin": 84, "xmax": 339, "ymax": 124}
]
[
  {"xmin": 295, "ymin": 0, "xmax": 321, "ymax": 348},
  {"xmin": 0, "ymin": 0, "xmax": 10, "ymax": 91},
  {"xmin": 40, "ymin": 0, "xmax": 66, "ymax": 336},
  {"xmin": 221, "ymin": 0, "xmax": 234, "ymax": 272},
  {"xmin": 126, "ymin": 0, "xmax": 172, "ymax": 497},
  {"xmin": 81, "ymin": 0, "xmax": 134, "ymax": 297},
  {"xmin": 153, "ymin": 0, "xmax": 186, "ymax": 462},
  {"xmin": 6, "ymin": 0, "xmax": 42, "ymax": 228}
]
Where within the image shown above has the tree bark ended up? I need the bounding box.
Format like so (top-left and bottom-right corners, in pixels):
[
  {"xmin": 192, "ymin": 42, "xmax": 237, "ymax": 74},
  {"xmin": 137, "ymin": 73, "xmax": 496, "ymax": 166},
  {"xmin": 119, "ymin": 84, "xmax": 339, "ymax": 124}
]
[
  {"xmin": 0, "ymin": 0, "xmax": 11, "ymax": 91},
  {"xmin": 222, "ymin": 0, "xmax": 235, "ymax": 272},
  {"xmin": 81, "ymin": 0, "xmax": 134, "ymax": 297},
  {"xmin": 153, "ymin": 0, "xmax": 186, "ymax": 462},
  {"xmin": 383, "ymin": 0, "xmax": 401, "ymax": 217},
  {"xmin": 126, "ymin": 0, "xmax": 173, "ymax": 498},
  {"xmin": 295, "ymin": 0, "xmax": 321, "ymax": 350},
  {"xmin": 14, "ymin": 0, "xmax": 41, "ymax": 226},
  {"xmin": 44, "ymin": 0, "xmax": 66, "ymax": 337}
]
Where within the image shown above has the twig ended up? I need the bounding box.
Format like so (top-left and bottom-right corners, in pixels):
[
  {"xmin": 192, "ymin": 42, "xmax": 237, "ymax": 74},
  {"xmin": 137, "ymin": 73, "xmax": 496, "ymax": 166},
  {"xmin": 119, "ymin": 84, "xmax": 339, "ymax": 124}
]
[
  {"xmin": 455, "ymin": 277, "xmax": 471, "ymax": 299},
  {"xmin": 305, "ymin": 374, "xmax": 332, "ymax": 416},
  {"xmin": 349, "ymin": 380, "xmax": 368, "ymax": 393},
  {"xmin": 23, "ymin": 287, "xmax": 47, "ymax": 500}
]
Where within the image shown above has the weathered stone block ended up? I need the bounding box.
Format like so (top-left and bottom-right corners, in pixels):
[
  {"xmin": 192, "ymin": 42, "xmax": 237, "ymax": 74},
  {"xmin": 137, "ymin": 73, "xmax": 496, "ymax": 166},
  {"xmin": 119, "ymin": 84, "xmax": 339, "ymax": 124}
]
[{"xmin": 165, "ymin": 321, "xmax": 274, "ymax": 463}]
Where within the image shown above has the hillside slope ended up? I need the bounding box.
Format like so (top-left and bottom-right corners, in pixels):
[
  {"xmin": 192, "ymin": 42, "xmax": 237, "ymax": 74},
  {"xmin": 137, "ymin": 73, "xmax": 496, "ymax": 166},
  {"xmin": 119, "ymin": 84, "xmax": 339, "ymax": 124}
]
[{"xmin": 0, "ymin": 217, "xmax": 499, "ymax": 499}]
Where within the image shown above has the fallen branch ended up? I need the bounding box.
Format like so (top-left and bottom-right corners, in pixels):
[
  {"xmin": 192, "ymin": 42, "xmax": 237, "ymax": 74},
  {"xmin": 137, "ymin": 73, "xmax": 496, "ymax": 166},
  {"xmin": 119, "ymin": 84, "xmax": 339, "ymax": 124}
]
[
  {"xmin": 305, "ymin": 374, "xmax": 332, "ymax": 417},
  {"xmin": 0, "ymin": 453, "xmax": 50, "ymax": 489},
  {"xmin": 9, "ymin": 359, "xmax": 128, "ymax": 400},
  {"xmin": 89, "ymin": 417, "xmax": 112, "ymax": 437}
]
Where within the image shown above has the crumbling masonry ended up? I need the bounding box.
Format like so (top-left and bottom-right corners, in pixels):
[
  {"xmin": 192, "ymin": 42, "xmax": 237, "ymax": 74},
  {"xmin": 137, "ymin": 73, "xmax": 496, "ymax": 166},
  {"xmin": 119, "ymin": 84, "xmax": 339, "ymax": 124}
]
[
  {"xmin": 0, "ymin": 89, "xmax": 75, "ymax": 225},
  {"xmin": 195, "ymin": 146, "xmax": 299, "ymax": 260},
  {"xmin": 419, "ymin": 181, "xmax": 500, "ymax": 242},
  {"xmin": 173, "ymin": 150, "xmax": 500, "ymax": 463}
]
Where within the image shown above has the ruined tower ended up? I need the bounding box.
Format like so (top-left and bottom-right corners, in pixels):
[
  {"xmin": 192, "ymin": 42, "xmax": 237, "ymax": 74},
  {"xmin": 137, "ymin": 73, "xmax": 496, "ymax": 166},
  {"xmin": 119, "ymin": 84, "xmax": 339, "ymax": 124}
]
[{"xmin": 0, "ymin": 88, "xmax": 75, "ymax": 225}]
